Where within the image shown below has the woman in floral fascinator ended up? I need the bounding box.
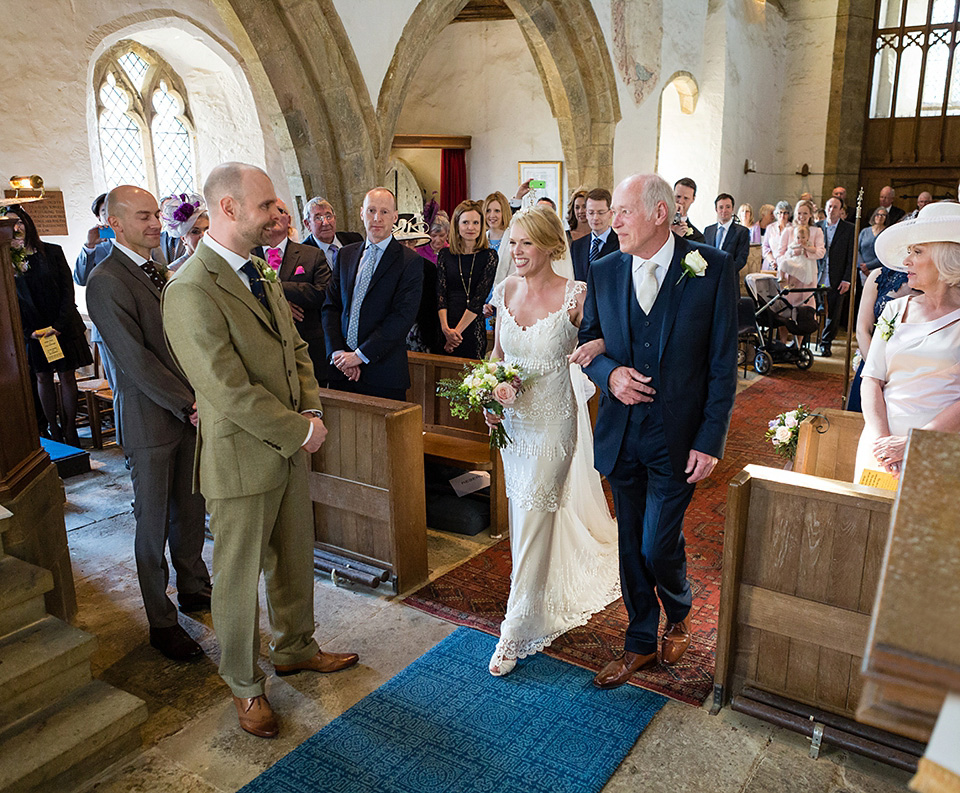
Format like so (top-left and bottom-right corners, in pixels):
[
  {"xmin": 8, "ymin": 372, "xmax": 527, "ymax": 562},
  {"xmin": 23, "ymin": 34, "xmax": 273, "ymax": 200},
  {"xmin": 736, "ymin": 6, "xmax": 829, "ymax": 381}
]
[{"xmin": 160, "ymin": 193, "xmax": 208, "ymax": 271}]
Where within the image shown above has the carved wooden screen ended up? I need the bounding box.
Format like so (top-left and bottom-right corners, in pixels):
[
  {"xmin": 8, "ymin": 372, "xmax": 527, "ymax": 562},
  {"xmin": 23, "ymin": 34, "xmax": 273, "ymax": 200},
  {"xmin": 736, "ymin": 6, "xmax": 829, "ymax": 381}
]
[{"xmin": 861, "ymin": 0, "xmax": 960, "ymax": 211}]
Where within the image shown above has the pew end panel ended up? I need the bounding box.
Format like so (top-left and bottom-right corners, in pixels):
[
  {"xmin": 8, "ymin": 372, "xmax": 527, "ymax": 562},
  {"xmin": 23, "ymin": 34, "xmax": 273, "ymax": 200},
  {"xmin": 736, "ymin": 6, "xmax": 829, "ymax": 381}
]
[
  {"xmin": 715, "ymin": 464, "xmax": 895, "ymax": 719},
  {"xmin": 794, "ymin": 408, "xmax": 864, "ymax": 482},
  {"xmin": 309, "ymin": 389, "xmax": 428, "ymax": 594},
  {"xmin": 857, "ymin": 429, "xmax": 960, "ymax": 742},
  {"xmin": 407, "ymin": 351, "xmax": 508, "ymax": 535}
]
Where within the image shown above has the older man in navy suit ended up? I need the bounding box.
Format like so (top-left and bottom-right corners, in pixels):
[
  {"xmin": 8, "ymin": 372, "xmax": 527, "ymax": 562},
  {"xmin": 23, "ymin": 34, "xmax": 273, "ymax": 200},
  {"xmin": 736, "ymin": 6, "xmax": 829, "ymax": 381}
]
[
  {"xmin": 322, "ymin": 188, "xmax": 422, "ymax": 401},
  {"xmin": 579, "ymin": 173, "xmax": 738, "ymax": 689}
]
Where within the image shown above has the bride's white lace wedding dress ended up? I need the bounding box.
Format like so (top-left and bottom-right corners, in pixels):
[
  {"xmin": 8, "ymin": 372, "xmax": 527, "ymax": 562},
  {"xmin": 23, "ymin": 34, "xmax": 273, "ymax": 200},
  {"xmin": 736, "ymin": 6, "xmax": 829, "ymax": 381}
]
[{"xmin": 488, "ymin": 278, "xmax": 620, "ymax": 673}]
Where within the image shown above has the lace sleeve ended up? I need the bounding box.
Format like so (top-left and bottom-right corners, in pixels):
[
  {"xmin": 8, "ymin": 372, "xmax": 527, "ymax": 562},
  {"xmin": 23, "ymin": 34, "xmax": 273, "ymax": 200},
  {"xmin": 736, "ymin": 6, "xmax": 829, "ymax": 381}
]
[
  {"xmin": 436, "ymin": 250, "xmax": 448, "ymax": 310},
  {"xmin": 563, "ymin": 280, "xmax": 586, "ymax": 312}
]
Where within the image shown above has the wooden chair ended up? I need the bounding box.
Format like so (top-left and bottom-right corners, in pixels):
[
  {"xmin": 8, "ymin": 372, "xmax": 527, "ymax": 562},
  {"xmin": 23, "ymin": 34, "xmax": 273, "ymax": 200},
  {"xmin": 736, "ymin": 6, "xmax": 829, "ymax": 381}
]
[
  {"xmin": 76, "ymin": 346, "xmax": 115, "ymax": 449},
  {"xmin": 740, "ymin": 245, "xmax": 764, "ymax": 297},
  {"xmin": 309, "ymin": 389, "xmax": 427, "ymax": 594},
  {"xmin": 407, "ymin": 351, "xmax": 508, "ymax": 536}
]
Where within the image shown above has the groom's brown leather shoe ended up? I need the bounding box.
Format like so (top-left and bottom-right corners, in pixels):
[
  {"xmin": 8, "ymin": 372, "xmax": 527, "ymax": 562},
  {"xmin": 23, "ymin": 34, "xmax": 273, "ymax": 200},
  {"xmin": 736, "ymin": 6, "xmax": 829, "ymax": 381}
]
[
  {"xmin": 661, "ymin": 615, "xmax": 692, "ymax": 665},
  {"xmin": 274, "ymin": 650, "xmax": 359, "ymax": 676},
  {"xmin": 233, "ymin": 694, "xmax": 278, "ymax": 738},
  {"xmin": 593, "ymin": 651, "xmax": 657, "ymax": 689}
]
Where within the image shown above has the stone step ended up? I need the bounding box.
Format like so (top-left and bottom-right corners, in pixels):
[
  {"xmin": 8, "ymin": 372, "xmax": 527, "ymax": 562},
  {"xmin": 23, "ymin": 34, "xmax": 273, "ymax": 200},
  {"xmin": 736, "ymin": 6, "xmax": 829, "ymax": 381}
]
[
  {"xmin": 0, "ymin": 679, "xmax": 147, "ymax": 793},
  {"xmin": 0, "ymin": 557, "xmax": 53, "ymax": 638},
  {"xmin": 0, "ymin": 616, "xmax": 96, "ymax": 728}
]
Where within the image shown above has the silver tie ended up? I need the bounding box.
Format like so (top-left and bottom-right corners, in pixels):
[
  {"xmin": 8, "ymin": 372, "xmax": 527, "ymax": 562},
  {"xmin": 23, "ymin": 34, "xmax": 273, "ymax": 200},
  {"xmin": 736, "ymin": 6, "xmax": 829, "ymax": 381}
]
[{"xmin": 636, "ymin": 260, "xmax": 659, "ymax": 314}]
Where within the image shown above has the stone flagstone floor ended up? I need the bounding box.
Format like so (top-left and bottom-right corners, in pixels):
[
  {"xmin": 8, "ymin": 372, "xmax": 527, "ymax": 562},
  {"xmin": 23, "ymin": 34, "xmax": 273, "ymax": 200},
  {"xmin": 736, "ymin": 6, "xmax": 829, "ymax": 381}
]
[{"xmin": 60, "ymin": 354, "xmax": 910, "ymax": 793}]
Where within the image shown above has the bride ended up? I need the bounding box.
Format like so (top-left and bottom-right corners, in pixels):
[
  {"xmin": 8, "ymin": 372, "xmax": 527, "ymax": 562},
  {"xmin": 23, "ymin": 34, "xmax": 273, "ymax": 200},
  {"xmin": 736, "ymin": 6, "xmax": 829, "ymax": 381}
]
[{"xmin": 485, "ymin": 206, "xmax": 620, "ymax": 676}]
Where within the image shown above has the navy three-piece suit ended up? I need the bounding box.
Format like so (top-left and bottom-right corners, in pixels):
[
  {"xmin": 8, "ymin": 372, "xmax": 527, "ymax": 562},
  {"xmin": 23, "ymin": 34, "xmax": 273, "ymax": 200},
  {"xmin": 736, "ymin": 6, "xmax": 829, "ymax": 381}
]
[{"xmin": 579, "ymin": 233, "xmax": 738, "ymax": 654}]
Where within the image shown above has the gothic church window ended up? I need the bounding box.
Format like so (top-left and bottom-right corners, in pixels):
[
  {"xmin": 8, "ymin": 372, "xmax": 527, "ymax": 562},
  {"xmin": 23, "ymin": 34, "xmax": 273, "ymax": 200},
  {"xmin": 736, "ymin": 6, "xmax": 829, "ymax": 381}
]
[
  {"xmin": 95, "ymin": 42, "xmax": 197, "ymax": 196},
  {"xmin": 870, "ymin": 0, "xmax": 960, "ymax": 118}
]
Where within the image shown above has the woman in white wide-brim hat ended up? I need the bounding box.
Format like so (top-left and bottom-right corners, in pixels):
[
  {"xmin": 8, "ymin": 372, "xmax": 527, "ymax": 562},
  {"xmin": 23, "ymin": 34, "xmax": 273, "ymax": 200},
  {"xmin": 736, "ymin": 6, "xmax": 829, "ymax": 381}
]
[{"xmin": 855, "ymin": 202, "xmax": 960, "ymax": 482}]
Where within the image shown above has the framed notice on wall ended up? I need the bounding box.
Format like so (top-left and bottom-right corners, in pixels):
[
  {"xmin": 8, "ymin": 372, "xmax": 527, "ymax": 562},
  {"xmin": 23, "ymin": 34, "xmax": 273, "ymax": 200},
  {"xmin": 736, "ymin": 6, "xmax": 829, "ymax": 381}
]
[
  {"xmin": 2, "ymin": 190, "xmax": 69, "ymax": 237},
  {"xmin": 518, "ymin": 161, "xmax": 563, "ymax": 213}
]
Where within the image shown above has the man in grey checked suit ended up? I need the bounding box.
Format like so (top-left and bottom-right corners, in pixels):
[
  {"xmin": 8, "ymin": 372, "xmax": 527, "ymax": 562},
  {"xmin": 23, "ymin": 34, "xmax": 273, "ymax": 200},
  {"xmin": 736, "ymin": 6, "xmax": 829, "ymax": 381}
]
[{"xmin": 86, "ymin": 185, "xmax": 211, "ymax": 662}]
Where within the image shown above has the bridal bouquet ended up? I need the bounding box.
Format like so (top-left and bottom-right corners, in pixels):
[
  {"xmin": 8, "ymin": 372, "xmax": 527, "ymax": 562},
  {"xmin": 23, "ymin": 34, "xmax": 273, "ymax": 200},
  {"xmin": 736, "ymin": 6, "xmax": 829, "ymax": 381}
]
[
  {"xmin": 764, "ymin": 404, "xmax": 810, "ymax": 460},
  {"xmin": 438, "ymin": 361, "xmax": 525, "ymax": 449}
]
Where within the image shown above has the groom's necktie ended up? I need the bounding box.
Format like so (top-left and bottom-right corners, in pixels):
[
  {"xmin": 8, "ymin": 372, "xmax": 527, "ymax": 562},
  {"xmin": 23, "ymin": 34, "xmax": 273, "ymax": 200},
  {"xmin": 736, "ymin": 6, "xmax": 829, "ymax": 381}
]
[
  {"xmin": 240, "ymin": 261, "xmax": 270, "ymax": 311},
  {"xmin": 716, "ymin": 225, "xmax": 726, "ymax": 249},
  {"xmin": 347, "ymin": 244, "xmax": 379, "ymax": 349},
  {"xmin": 589, "ymin": 236, "xmax": 602, "ymax": 262},
  {"xmin": 635, "ymin": 260, "xmax": 659, "ymax": 314}
]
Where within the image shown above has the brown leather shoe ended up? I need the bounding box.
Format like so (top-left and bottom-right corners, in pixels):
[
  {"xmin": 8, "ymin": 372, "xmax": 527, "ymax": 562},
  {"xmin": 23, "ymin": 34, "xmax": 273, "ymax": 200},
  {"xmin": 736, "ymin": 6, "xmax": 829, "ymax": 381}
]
[
  {"xmin": 661, "ymin": 615, "xmax": 692, "ymax": 665},
  {"xmin": 593, "ymin": 651, "xmax": 658, "ymax": 689},
  {"xmin": 233, "ymin": 694, "xmax": 278, "ymax": 738},
  {"xmin": 274, "ymin": 649, "xmax": 359, "ymax": 676}
]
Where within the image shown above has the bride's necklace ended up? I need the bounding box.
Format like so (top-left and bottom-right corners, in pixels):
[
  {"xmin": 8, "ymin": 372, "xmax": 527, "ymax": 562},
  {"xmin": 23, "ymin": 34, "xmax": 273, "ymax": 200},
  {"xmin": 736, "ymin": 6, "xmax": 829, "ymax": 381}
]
[{"xmin": 458, "ymin": 250, "xmax": 478, "ymax": 296}]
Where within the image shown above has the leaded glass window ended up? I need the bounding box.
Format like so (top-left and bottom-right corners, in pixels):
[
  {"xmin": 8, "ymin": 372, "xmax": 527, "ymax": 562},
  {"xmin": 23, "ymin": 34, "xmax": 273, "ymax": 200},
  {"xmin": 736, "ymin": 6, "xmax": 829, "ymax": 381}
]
[
  {"xmin": 869, "ymin": 0, "xmax": 960, "ymax": 118},
  {"xmin": 95, "ymin": 42, "xmax": 198, "ymax": 197}
]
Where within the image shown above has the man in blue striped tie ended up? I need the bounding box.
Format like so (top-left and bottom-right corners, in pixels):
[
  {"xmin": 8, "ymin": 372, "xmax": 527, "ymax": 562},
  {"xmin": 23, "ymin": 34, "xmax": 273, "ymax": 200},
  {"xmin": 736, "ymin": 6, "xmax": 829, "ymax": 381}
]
[
  {"xmin": 570, "ymin": 187, "xmax": 620, "ymax": 282},
  {"xmin": 322, "ymin": 187, "xmax": 423, "ymax": 401}
]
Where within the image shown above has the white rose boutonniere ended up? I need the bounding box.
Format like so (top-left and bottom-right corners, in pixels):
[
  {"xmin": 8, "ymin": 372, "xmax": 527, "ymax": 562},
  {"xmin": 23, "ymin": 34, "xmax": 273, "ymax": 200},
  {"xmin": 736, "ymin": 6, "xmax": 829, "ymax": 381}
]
[
  {"xmin": 876, "ymin": 311, "xmax": 898, "ymax": 341},
  {"xmin": 252, "ymin": 255, "xmax": 278, "ymax": 283},
  {"xmin": 677, "ymin": 250, "xmax": 708, "ymax": 285}
]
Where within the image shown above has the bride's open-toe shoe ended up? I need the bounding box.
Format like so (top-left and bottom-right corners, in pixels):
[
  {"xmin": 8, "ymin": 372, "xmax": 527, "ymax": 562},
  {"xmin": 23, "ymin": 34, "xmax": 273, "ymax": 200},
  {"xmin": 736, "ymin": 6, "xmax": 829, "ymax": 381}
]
[{"xmin": 489, "ymin": 649, "xmax": 517, "ymax": 677}]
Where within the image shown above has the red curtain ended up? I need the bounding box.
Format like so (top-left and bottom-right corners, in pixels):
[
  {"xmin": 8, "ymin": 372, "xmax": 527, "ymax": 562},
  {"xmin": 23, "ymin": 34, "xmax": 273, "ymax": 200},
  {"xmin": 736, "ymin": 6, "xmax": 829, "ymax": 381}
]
[{"xmin": 440, "ymin": 149, "xmax": 467, "ymax": 215}]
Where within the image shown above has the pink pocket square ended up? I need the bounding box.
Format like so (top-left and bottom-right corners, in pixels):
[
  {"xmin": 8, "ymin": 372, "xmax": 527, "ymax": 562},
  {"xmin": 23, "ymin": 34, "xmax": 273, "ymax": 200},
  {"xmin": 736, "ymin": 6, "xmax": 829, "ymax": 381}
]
[{"xmin": 294, "ymin": 265, "xmax": 306, "ymax": 275}]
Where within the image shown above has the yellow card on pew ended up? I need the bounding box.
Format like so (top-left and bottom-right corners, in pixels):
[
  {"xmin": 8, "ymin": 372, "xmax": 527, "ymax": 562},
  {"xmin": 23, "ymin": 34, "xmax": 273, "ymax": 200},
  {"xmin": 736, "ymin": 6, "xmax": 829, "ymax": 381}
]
[
  {"xmin": 859, "ymin": 468, "xmax": 899, "ymax": 491},
  {"xmin": 37, "ymin": 327, "xmax": 64, "ymax": 363}
]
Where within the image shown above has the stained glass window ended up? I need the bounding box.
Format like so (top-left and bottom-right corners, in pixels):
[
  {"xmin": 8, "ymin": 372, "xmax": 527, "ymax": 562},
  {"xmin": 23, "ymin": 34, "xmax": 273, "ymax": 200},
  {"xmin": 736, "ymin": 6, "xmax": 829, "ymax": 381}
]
[{"xmin": 95, "ymin": 43, "xmax": 197, "ymax": 196}]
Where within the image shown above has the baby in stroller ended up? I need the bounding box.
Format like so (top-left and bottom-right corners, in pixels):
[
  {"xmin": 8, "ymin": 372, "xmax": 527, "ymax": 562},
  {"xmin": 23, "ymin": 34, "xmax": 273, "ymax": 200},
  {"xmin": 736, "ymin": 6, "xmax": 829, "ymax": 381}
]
[{"xmin": 776, "ymin": 222, "xmax": 820, "ymax": 346}]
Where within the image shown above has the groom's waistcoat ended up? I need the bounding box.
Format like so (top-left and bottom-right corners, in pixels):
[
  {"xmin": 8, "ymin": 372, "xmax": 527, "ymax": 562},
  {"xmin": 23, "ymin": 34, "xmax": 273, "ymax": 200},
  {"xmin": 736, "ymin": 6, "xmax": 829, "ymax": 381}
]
[{"xmin": 627, "ymin": 281, "xmax": 667, "ymax": 425}]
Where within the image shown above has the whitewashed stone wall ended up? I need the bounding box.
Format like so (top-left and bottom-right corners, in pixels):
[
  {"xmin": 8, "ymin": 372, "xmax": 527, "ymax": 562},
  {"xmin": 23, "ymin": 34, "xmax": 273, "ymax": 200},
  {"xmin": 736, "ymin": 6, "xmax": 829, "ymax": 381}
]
[{"xmin": 0, "ymin": 0, "xmax": 843, "ymax": 286}]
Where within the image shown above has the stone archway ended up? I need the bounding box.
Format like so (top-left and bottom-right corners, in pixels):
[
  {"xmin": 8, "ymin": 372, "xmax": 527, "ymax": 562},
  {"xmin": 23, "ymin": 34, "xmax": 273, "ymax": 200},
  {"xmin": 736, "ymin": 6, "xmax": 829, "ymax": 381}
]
[
  {"xmin": 378, "ymin": 0, "xmax": 621, "ymax": 193},
  {"xmin": 220, "ymin": 0, "xmax": 619, "ymax": 220},
  {"xmin": 215, "ymin": 0, "xmax": 380, "ymax": 224}
]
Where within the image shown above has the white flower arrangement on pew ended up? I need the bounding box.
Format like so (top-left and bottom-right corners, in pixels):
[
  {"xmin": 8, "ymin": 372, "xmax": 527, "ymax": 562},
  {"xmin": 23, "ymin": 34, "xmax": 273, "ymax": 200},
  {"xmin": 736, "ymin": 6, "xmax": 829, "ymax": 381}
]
[{"xmin": 764, "ymin": 404, "xmax": 810, "ymax": 460}]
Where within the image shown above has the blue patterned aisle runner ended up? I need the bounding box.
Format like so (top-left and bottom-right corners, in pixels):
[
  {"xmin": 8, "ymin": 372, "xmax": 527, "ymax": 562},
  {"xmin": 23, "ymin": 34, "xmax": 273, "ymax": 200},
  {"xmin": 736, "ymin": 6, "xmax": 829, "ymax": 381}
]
[{"xmin": 241, "ymin": 628, "xmax": 666, "ymax": 793}]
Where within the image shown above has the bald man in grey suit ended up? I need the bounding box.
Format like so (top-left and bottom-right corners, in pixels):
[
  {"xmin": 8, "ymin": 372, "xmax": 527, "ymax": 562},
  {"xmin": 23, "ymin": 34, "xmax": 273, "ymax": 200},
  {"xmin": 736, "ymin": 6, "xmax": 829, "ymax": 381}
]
[{"xmin": 87, "ymin": 185, "xmax": 211, "ymax": 662}]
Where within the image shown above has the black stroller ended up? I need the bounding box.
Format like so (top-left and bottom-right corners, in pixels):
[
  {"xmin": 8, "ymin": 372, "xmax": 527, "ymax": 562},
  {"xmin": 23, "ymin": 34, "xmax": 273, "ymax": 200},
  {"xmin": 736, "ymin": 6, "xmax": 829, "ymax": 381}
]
[{"xmin": 742, "ymin": 273, "xmax": 822, "ymax": 374}]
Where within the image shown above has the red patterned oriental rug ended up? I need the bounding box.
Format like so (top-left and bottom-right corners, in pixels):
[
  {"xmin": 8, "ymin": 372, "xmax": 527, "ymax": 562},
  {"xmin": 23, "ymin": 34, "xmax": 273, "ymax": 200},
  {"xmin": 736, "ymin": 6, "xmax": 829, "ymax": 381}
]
[{"xmin": 403, "ymin": 369, "xmax": 845, "ymax": 705}]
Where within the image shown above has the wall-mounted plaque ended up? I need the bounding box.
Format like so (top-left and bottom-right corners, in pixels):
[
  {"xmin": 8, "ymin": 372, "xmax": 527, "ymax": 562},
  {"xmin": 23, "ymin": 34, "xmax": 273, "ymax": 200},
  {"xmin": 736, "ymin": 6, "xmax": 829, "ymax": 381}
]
[{"xmin": 2, "ymin": 190, "xmax": 69, "ymax": 237}]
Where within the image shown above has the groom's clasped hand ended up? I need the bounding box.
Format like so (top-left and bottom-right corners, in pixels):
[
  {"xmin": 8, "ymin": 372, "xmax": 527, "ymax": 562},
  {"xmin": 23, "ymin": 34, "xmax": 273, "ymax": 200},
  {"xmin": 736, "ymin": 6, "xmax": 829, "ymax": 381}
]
[{"xmin": 608, "ymin": 366, "xmax": 656, "ymax": 405}]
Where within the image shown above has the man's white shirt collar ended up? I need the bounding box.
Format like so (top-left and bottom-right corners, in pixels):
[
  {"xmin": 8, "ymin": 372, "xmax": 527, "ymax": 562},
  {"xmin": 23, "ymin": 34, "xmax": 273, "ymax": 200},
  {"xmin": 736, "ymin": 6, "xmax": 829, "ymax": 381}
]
[
  {"xmin": 632, "ymin": 232, "xmax": 675, "ymax": 289},
  {"xmin": 266, "ymin": 237, "xmax": 289, "ymax": 256},
  {"xmin": 201, "ymin": 236, "xmax": 252, "ymax": 286},
  {"xmin": 592, "ymin": 228, "xmax": 612, "ymax": 245},
  {"xmin": 113, "ymin": 241, "xmax": 149, "ymax": 267}
]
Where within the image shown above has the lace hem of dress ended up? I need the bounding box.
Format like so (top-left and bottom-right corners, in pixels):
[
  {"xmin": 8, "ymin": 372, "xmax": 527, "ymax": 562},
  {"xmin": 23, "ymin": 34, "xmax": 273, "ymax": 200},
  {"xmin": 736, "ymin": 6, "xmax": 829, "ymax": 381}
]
[
  {"xmin": 494, "ymin": 574, "xmax": 621, "ymax": 661},
  {"xmin": 504, "ymin": 475, "xmax": 570, "ymax": 512},
  {"xmin": 502, "ymin": 433, "xmax": 576, "ymax": 461}
]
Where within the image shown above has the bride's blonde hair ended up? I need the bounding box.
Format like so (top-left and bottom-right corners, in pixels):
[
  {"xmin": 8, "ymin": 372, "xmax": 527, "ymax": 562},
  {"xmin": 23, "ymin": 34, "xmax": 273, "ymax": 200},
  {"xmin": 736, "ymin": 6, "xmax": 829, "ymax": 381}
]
[{"xmin": 510, "ymin": 206, "xmax": 567, "ymax": 261}]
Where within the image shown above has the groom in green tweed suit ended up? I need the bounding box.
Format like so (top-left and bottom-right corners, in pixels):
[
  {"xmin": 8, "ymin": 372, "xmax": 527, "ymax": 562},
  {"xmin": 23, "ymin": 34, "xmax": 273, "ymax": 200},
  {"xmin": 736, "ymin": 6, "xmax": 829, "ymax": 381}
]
[{"xmin": 162, "ymin": 163, "xmax": 358, "ymax": 739}]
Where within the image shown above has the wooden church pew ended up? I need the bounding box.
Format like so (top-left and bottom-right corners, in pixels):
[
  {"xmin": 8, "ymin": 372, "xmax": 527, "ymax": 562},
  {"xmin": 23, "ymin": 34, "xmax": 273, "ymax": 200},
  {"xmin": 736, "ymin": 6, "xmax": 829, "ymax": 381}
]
[
  {"xmin": 407, "ymin": 351, "xmax": 508, "ymax": 537},
  {"xmin": 715, "ymin": 465, "xmax": 895, "ymax": 719},
  {"xmin": 308, "ymin": 389, "xmax": 428, "ymax": 593}
]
